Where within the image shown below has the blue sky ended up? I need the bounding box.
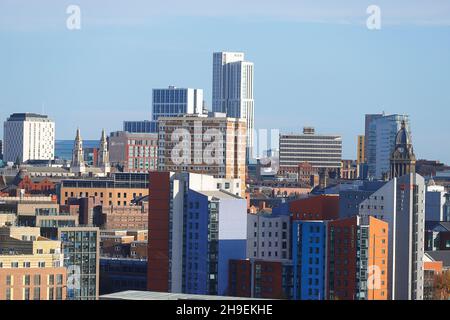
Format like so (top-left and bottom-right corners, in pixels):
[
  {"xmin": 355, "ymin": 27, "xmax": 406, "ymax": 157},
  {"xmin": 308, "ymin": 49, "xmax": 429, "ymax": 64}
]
[{"xmin": 0, "ymin": 0, "xmax": 450, "ymax": 162}]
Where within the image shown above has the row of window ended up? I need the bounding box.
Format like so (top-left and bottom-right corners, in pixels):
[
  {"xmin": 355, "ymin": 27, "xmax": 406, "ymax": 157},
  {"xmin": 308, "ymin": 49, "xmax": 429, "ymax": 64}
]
[
  {"xmin": 0, "ymin": 261, "xmax": 48, "ymax": 268},
  {"xmin": 2, "ymin": 274, "xmax": 64, "ymax": 286},
  {"xmin": 5, "ymin": 287, "xmax": 64, "ymax": 300}
]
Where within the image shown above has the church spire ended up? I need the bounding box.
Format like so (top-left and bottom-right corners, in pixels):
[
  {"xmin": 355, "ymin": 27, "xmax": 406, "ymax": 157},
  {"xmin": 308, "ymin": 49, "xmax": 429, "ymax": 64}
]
[
  {"xmin": 71, "ymin": 128, "xmax": 85, "ymax": 174},
  {"xmin": 97, "ymin": 129, "xmax": 110, "ymax": 174}
]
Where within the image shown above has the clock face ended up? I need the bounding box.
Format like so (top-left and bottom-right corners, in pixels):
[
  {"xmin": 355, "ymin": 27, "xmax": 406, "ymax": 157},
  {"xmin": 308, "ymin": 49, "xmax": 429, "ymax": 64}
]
[{"xmin": 398, "ymin": 147, "xmax": 404, "ymax": 153}]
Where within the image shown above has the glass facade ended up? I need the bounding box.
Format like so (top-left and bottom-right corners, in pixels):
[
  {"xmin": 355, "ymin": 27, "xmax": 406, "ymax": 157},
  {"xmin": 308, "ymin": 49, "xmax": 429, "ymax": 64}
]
[{"xmin": 60, "ymin": 229, "xmax": 98, "ymax": 300}]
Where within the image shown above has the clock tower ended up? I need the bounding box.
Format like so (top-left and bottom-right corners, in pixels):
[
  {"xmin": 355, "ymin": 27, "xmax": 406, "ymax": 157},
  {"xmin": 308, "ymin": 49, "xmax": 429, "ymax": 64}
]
[{"xmin": 390, "ymin": 121, "xmax": 416, "ymax": 178}]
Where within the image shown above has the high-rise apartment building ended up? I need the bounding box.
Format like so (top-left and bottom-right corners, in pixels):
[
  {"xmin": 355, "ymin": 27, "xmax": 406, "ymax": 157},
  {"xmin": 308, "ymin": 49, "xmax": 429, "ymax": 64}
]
[
  {"xmin": 212, "ymin": 52, "xmax": 254, "ymax": 159},
  {"xmin": 109, "ymin": 131, "xmax": 158, "ymax": 173},
  {"xmin": 3, "ymin": 113, "xmax": 55, "ymax": 163},
  {"xmin": 339, "ymin": 174, "xmax": 426, "ymax": 300},
  {"xmin": 279, "ymin": 127, "xmax": 342, "ymax": 171},
  {"xmin": 327, "ymin": 216, "xmax": 389, "ymax": 300},
  {"xmin": 292, "ymin": 220, "xmax": 327, "ymax": 300},
  {"xmin": 365, "ymin": 113, "xmax": 410, "ymax": 179},
  {"xmin": 247, "ymin": 212, "xmax": 291, "ymax": 261},
  {"xmin": 157, "ymin": 114, "xmax": 247, "ymax": 196},
  {"xmin": 147, "ymin": 172, "xmax": 247, "ymax": 295}
]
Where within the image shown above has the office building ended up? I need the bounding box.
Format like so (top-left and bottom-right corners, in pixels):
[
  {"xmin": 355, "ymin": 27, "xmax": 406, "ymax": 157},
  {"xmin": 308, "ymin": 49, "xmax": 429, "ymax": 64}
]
[
  {"xmin": 109, "ymin": 131, "xmax": 158, "ymax": 173},
  {"xmin": 123, "ymin": 120, "xmax": 157, "ymax": 134},
  {"xmin": 157, "ymin": 114, "xmax": 247, "ymax": 196},
  {"xmin": 212, "ymin": 52, "xmax": 254, "ymax": 159},
  {"xmin": 279, "ymin": 127, "xmax": 342, "ymax": 171},
  {"xmin": 365, "ymin": 113, "xmax": 410, "ymax": 179},
  {"xmin": 41, "ymin": 226, "xmax": 100, "ymax": 300},
  {"xmin": 59, "ymin": 172, "xmax": 149, "ymax": 207},
  {"xmin": 147, "ymin": 172, "xmax": 247, "ymax": 295},
  {"xmin": 0, "ymin": 226, "xmax": 67, "ymax": 300},
  {"xmin": 3, "ymin": 113, "xmax": 55, "ymax": 163},
  {"xmin": 327, "ymin": 216, "xmax": 389, "ymax": 300},
  {"xmin": 152, "ymin": 86, "xmax": 204, "ymax": 121}
]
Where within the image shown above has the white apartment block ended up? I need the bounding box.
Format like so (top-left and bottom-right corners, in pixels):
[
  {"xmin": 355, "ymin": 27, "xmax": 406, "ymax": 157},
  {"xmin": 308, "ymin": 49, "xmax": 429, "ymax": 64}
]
[
  {"xmin": 3, "ymin": 113, "xmax": 55, "ymax": 163},
  {"xmin": 247, "ymin": 213, "xmax": 291, "ymax": 261}
]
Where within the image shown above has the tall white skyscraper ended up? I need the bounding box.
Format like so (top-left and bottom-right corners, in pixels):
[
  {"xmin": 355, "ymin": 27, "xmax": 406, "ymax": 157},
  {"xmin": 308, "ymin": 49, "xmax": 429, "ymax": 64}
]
[
  {"xmin": 3, "ymin": 113, "xmax": 55, "ymax": 163},
  {"xmin": 366, "ymin": 113, "xmax": 410, "ymax": 179},
  {"xmin": 212, "ymin": 52, "xmax": 254, "ymax": 159}
]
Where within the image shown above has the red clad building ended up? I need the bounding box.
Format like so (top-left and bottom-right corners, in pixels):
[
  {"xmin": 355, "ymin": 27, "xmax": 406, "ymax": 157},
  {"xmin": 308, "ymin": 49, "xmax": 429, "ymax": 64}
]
[
  {"xmin": 228, "ymin": 259, "xmax": 291, "ymax": 299},
  {"xmin": 327, "ymin": 216, "xmax": 388, "ymax": 300},
  {"xmin": 290, "ymin": 195, "xmax": 339, "ymax": 221},
  {"xmin": 147, "ymin": 171, "xmax": 171, "ymax": 292}
]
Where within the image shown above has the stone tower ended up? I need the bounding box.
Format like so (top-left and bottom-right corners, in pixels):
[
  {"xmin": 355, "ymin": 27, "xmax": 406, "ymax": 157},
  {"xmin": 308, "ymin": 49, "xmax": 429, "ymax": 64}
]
[
  {"xmin": 390, "ymin": 121, "xmax": 416, "ymax": 179},
  {"xmin": 71, "ymin": 128, "xmax": 85, "ymax": 174}
]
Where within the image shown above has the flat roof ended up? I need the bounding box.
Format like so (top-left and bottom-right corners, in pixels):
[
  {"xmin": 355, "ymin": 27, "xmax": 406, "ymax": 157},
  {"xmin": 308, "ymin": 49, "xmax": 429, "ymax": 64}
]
[
  {"xmin": 198, "ymin": 190, "xmax": 242, "ymax": 200},
  {"xmin": 100, "ymin": 290, "xmax": 266, "ymax": 301}
]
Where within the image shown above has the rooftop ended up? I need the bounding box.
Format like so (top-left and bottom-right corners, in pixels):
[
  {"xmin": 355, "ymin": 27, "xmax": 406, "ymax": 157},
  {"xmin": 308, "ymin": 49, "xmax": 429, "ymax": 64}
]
[
  {"xmin": 100, "ymin": 290, "xmax": 266, "ymax": 301},
  {"xmin": 425, "ymin": 251, "xmax": 450, "ymax": 268},
  {"xmin": 7, "ymin": 113, "xmax": 50, "ymax": 121}
]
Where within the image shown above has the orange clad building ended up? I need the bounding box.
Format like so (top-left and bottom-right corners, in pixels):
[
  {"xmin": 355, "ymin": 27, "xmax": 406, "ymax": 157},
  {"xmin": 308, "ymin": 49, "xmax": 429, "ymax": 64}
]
[{"xmin": 327, "ymin": 216, "xmax": 389, "ymax": 300}]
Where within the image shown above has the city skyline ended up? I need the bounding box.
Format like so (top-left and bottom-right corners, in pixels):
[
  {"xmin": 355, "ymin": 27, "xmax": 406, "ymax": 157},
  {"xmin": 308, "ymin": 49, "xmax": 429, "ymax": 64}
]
[{"xmin": 1, "ymin": 1, "xmax": 450, "ymax": 165}]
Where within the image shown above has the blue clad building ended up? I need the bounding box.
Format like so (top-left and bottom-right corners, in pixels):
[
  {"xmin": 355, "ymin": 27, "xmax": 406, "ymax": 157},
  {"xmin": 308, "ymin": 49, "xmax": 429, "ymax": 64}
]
[
  {"xmin": 185, "ymin": 190, "xmax": 247, "ymax": 296},
  {"xmin": 292, "ymin": 220, "xmax": 327, "ymax": 300}
]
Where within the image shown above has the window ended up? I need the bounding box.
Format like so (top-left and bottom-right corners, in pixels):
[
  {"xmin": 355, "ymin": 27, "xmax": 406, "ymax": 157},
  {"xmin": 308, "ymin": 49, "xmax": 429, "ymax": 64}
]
[
  {"xmin": 38, "ymin": 262, "xmax": 46, "ymax": 268},
  {"xmin": 34, "ymin": 275, "xmax": 41, "ymax": 286},
  {"xmin": 56, "ymin": 287, "xmax": 63, "ymax": 300},
  {"xmin": 24, "ymin": 288, "xmax": 30, "ymax": 300},
  {"xmin": 11, "ymin": 262, "xmax": 19, "ymax": 268},
  {"xmin": 24, "ymin": 275, "xmax": 30, "ymax": 286},
  {"xmin": 6, "ymin": 275, "xmax": 12, "ymax": 286},
  {"xmin": 23, "ymin": 262, "xmax": 31, "ymax": 268},
  {"xmin": 33, "ymin": 287, "xmax": 40, "ymax": 300},
  {"xmin": 5, "ymin": 288, "xmax": 11, "ymax": 300},
  {"xmin": 57, "ymin": 274, "xmax": 63, "ymax": 285},
  {"xmin": 49, "ymin": 275, "xmax": 54, "ymax": 285}
]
